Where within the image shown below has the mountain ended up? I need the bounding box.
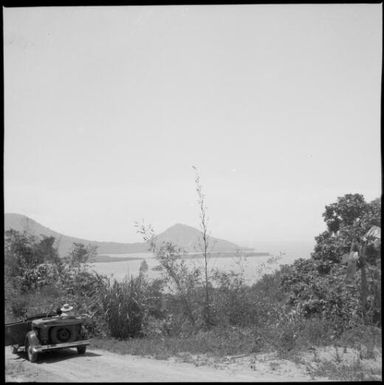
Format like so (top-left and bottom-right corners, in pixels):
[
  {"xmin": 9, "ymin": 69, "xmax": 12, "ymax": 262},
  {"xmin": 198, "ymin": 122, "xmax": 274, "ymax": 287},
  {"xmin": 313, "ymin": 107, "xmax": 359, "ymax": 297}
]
[
  {"xmin": 4, "ymin": 214, "xmax": 243, "ymax": 257},
  {"xmin": 4, "ymin": 213, "xmax": 148, "ymax": 256},
  {"xmin": 153, "ymin": 223, "xmax": 240, "ymax": 253}
]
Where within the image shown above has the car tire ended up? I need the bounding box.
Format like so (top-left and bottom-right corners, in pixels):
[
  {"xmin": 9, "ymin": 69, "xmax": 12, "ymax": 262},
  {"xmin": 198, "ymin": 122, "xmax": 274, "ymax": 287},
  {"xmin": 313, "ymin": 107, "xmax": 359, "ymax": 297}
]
[
  {"xmin": 26, "ymin": 341, "xmax": 38, "ymax": 363},
  {"xmin": 77, "ymin": 346, "xmax": 86, "ymax": 354},
  {"xmin": 50, "ymin": 326, "xmax": 77, "ymax": 344}
]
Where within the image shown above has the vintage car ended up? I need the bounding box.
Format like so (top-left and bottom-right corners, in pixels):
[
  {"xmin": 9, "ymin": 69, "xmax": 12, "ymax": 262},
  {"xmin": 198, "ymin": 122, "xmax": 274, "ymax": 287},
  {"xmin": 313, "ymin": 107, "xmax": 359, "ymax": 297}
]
[{"xmin": 5, "ymin": 312, "xmax": 90, "ymax": 362}]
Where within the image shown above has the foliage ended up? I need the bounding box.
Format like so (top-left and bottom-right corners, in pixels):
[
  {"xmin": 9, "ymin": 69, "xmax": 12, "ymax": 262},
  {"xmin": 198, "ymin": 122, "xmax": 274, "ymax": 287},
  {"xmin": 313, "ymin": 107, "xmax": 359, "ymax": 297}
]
[
  {"xmin": 100, "ymin": 275, "xmax": 165, "ymax": 339},
  {"xmin": 313, "ymin": 194, "xmax": 381, "ymax": 263},
  {"xmin": 4, "ymin": 191, "xmax": 381, "ymax": 361},
  {"xmin": 4, "ymin": 230, "xmax": 60, "ymax": 281},
  {"xmin": 156, "ymin": 243, "xmax": 203, "ymax": 326},
  {"xmin": 18, "ymin": 262, "xmax": 61, "ymax": 292},
  {"xmin": 135, "ymin": 222, "xmax": 206, "ymax": 330},
  {"xmin": 283, "ymin": 194, "xmax": 381, "ymax": 333},
  {"xmin": 211, "ymin": 269, "xmax": 248, "ymax": 326},
  {"xmin": 323, "ymin": 193, "xmax": 368, "ymax": 234},
  {"xmin": 4, "ymin": 229, "xmax": 109, "ymax": 335},
  {"xmin": 90, "ymin": 326, "xmax": 258, "ymax": 358},
  {"xmin": 139, "ymin": 259, "xmax": 149, "ymax": 275},
  {"xmin": 280, "ymin": 259, "xmax": 364, "ymax": 334},
  {"xmin": 193, "ymin": 165, "xmax": 214, "ymax": 328},
  {"xmin": 64, "ymin": 242, "xmax": 97, "ymax": 269}
]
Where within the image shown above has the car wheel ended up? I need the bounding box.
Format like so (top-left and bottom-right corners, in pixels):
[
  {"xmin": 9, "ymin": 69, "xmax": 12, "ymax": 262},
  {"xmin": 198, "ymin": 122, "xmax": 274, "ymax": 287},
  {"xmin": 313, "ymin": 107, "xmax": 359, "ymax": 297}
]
[
  {"xmin": 50, "ymin": 326, "xmax": 77, "ymax": 344},
  {"xmin": 57, "ymin": 327, "xmax": 71, "ymax": 342},
  {"xmin": 77, "ymin": 346, "xmax": 86, "ymax": 354},
  {"xmin": 26, "ymin": 341, "xmax": 38, "ymax": 363}
]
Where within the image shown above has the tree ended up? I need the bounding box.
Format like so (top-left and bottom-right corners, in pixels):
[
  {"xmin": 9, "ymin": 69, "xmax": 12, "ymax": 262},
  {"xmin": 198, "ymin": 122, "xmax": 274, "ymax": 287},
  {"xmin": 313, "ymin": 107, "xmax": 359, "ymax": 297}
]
[
  {"xmin": 135, "ymin": 222, "xmax": 199, "ymax": 328},
  {"xmin": 139, "ymin": 259, "xmax": 149, "ymax": 276},
  {"xmin": 322, "ymin": 193, "xmax": 368, "ymax": 234},
  {"xmin": 193, "ymin": 165, "xmax": 214, "ymax": 328},
  {"xmin": 311, "ymin": 194, "xmax": 381, "ymax": 326},
  {"xmin": 4, "ymin": 230, "xmax": 60, "ymax": 279},
  {"xmin": 280, "ymin": 257, "xmax": 362, "ymax": 333},
  {"xmin": 312, "ymin": 194, "xmax": 381, "ymax": 263},
  {"xmin": 342, "ymin": 225, "xmax": 381, "ymax": 325},
  {"xmin": 4, "ymin": 229, "xmax": 63, "ymax": 300},
  {"xmin": 5, "ymin": 229, "xmax": 37, "ymax": 278},
  {"xmin": 34, "ymin": 236, "xmax": 61, "ymax": 265},
  {"xmin": 66, "ymin": 243, "xmax": 96, "ymax": 269}
]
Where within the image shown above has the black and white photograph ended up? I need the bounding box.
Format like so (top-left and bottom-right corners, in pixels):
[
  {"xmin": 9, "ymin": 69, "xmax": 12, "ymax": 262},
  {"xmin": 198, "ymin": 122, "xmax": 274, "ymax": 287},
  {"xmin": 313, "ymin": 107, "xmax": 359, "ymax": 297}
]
[{"xmin": 3, "ymin": 3, "xmax": 382, "ymax": 382}]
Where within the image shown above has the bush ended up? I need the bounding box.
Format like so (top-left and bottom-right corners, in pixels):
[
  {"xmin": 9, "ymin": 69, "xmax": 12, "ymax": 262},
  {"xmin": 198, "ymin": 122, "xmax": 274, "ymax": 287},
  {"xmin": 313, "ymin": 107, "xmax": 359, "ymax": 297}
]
[
  {"xmin": 102, "ymin": 276, "xmax": 151, "ymax": 339},
  {"xmin": 210, "ymin": 265, "xmax": 287, "ymax": 329},
  {"xmin": 296, "ymin": 317, "xmax": 334, "ymax": 347},
  {"xmin": 279, "ymin": 258, "xmax": 367, "ymax": 335},
  {"xmin": 338, "ymin": 325, "xmax": 382, "ymax": 351},
  {"xmin": 10, "ymin": 297, "xmax": 29, "ymax": 319}
]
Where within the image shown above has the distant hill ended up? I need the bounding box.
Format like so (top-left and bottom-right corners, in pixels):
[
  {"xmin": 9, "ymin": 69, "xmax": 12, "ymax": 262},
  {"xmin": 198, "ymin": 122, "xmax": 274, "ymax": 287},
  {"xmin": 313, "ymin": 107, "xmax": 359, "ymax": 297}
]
[
  {"xmin": 4, "ymin": 213, "xmax": 148, "ymax": 257},
  {"xmin": 153, "ymin": 223, "xmax": 241, "ymax": 253},
  {"xmin": 4, "ymin": 214, "xmax": 244, "ymax": 257}
]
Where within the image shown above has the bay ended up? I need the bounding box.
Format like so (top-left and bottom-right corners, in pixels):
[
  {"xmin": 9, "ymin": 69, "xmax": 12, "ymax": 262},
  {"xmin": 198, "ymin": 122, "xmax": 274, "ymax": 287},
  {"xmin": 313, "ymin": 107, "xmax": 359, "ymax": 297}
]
[{"xmin": 89, "ymin": 251, "xmax": 307, "ymax": 285}]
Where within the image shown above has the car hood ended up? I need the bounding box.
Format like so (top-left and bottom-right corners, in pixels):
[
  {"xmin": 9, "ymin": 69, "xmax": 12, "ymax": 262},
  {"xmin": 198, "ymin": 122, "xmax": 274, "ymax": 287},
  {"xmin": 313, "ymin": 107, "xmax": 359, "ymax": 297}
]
[{"xmin": 32, "ymin": 317, "xmax": 84, "ymax": 327}]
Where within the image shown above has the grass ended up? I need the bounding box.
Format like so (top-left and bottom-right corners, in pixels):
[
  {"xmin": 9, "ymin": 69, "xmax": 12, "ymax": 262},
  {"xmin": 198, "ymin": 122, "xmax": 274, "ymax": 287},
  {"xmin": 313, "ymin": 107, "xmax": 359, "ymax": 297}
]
[
  {"xmin": 88, "ymin": 323, "xmax": 382, "ymax": 382},
  {"xmin": 338, "ymin": 325, "xmax": 382, "ymax": 355},
  {"xmin": 90, "ymin": 323, "xmax": 382, "ymax": 358},
  {"xmin": 306, "ymin": 358, "xmax": 382, "ymax": 381},
  {"xmin": 89, "ymin": 327, "xmax": 261, "ymax": 360}
]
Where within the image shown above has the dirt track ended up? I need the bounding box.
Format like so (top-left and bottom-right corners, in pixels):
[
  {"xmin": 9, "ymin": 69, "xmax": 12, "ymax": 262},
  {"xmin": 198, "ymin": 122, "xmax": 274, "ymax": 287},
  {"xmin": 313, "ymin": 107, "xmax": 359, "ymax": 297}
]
[{"xmin": 5, "ymin": 346, "xmax": 319, "ymax": 382}]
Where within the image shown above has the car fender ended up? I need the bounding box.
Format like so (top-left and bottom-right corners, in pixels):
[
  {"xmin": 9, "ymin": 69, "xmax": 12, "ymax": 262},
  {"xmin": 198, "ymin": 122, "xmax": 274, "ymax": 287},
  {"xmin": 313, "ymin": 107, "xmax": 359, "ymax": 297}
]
[
  {"xmin": 25, "ymin": 330, "xmax": 40, "ymax": 347},
  {"xmin": 80, "ymin": 324, "xmax": 88, "ymax": 339}
]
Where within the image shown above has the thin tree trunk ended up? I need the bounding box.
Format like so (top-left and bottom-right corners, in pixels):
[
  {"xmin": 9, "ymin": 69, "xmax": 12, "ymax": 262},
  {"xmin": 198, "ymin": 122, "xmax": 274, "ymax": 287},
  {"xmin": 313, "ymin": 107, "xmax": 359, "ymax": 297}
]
[
  {"xmin": 165, "ymin": 263, "xmax": 196, "ymax": 326},
  {"xmin": 360, "ymin": 243, "xmax": 368, "ymax": 323},
  {"xmin": 193, "ymin": 166, "xmax": 212, "ymax": 328},
  {"xmin": 202, "ymin": 217, "xmax": 210, "ymax": 327}
]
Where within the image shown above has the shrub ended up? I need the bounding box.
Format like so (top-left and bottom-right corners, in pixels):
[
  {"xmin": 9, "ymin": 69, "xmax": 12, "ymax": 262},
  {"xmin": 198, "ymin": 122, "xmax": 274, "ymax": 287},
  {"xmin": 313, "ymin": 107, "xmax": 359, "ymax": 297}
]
[
  {"xmin": 101, "ymin": 276, "xmax": 152, "ymax": 339},
  {"xmin": 10, "ymin": 296, "xmax": 29, "ymax": 319},
  {"xmin": 296, "ymin": 317, "xmax": 334, "ymax": 347},
  {"xmin": 279, "ymin": 258, "xmax": 367, "ymax": 335}
]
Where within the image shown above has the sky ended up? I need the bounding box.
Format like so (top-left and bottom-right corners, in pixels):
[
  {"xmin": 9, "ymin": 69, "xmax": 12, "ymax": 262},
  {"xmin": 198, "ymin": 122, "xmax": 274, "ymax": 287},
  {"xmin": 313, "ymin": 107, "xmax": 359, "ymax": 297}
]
[{"xmin": 3, "ymin": 4, "xmax": 382, "ymax": 249}]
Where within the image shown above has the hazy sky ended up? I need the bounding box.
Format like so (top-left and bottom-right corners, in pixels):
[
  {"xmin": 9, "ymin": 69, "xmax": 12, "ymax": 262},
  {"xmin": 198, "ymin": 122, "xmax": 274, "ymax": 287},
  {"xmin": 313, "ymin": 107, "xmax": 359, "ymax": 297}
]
[{"xmin": 4, "ymin": 5, "xmax": 382, "ymax": 248}]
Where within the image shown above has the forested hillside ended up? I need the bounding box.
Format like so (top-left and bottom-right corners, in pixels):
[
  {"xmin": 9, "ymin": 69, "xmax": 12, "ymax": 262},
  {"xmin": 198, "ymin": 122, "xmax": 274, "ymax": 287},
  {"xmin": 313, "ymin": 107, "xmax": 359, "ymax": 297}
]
[{"xmin": 4, "ymin": 214, "xmax": 242, "ymax": 257}]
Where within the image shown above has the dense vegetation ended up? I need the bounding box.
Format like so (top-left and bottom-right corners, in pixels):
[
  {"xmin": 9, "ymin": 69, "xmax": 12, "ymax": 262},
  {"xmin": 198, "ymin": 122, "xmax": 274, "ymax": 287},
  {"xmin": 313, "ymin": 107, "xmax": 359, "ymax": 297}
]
[{"xmin": 4, "ymin": 193, "xmax": 381, "ymax": 359}]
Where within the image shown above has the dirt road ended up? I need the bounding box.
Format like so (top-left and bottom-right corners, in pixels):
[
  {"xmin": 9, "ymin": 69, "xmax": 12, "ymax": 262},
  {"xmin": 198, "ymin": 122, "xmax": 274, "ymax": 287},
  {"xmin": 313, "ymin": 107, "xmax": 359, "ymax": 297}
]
[{"xmin": 5, "ymin": 346, "xmax": 321, "ymax": 382}]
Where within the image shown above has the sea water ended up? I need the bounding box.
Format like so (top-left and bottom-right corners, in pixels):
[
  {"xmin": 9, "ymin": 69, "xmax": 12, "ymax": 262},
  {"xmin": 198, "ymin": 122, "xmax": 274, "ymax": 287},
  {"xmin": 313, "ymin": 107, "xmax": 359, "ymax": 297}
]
[{"xmin": 90, "ymin": 251, "xmax": 307, "ymax": 285}]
